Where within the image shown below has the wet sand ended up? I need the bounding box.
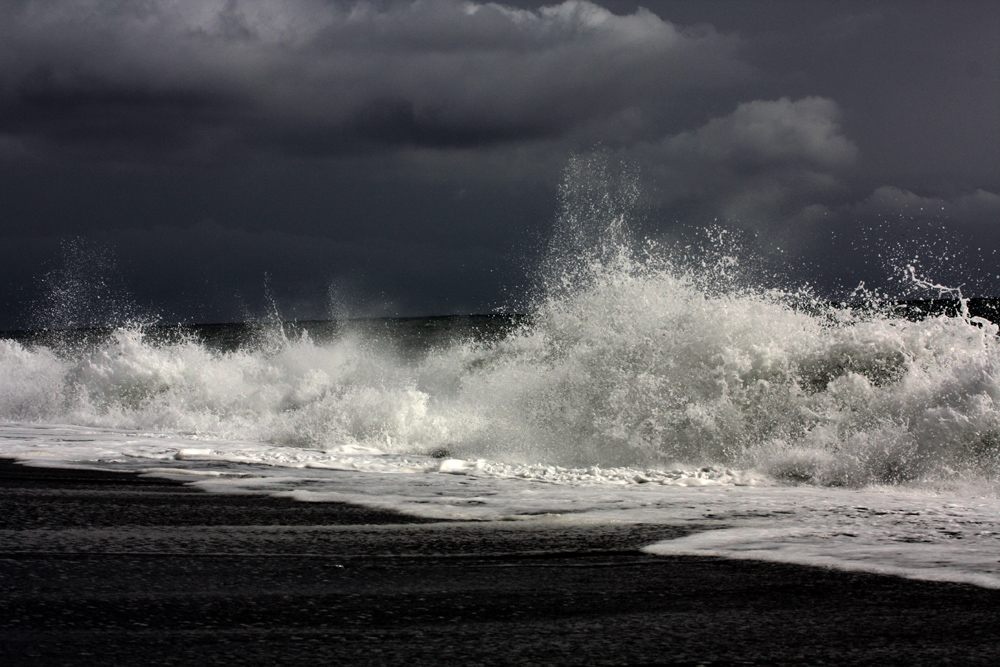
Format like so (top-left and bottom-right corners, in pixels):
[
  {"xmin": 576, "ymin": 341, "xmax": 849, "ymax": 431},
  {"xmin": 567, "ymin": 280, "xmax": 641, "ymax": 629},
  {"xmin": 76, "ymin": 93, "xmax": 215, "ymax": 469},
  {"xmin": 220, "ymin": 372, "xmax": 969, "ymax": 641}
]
[{"xmin": 2, "ymin": 458, "xmax": 1000, "ymax": 666}]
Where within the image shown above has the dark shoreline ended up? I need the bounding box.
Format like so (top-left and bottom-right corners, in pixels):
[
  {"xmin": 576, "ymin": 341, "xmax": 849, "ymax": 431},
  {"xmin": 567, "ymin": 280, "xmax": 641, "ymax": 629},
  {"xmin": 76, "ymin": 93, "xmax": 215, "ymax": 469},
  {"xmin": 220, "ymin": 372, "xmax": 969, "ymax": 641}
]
[{"xmin": 3, "ymin": 458, "xmax": 1000, "ymax": 666}]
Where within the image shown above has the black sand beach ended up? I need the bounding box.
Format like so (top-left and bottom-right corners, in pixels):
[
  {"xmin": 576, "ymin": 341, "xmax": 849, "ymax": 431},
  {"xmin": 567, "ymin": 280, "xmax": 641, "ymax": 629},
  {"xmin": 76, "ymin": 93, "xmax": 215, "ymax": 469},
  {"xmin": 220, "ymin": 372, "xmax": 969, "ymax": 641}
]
[{"xmin": 2, "ymin": 459, "xmax": 1000, "ymax": 666}]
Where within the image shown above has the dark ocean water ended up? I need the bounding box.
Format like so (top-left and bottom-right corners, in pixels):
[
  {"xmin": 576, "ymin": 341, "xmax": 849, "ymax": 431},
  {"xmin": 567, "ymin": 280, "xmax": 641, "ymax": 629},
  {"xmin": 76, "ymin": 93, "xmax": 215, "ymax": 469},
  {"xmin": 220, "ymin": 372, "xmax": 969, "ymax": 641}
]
[{"xmin": 4, "ymin": 298, "xmax": 996, "ymax": 351}]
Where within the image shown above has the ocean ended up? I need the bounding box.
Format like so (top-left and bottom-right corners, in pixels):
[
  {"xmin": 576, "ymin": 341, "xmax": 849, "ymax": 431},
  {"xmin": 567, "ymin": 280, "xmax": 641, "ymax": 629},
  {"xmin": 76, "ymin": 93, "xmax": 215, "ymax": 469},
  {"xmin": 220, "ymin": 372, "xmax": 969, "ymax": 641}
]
[{"xmin": 4, "ymin": 160, "xmax": 1000, "ymax": 590}]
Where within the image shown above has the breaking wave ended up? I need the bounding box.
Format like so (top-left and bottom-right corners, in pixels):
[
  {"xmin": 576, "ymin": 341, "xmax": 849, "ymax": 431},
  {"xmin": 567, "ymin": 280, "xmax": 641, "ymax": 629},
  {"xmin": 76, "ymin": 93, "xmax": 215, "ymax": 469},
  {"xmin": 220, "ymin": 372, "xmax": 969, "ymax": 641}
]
[{"xmin": 4, "ymin": 154, "xmax": 1000, "ymax": 490}]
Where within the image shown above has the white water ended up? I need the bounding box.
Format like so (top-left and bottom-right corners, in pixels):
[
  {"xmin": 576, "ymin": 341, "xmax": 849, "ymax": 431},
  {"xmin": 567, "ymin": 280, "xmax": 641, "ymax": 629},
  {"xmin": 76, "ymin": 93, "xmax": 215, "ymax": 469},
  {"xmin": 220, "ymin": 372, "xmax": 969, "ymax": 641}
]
[{"xmin": 4, "ymin": 154, "xmax": 1000, "ymax": 587}]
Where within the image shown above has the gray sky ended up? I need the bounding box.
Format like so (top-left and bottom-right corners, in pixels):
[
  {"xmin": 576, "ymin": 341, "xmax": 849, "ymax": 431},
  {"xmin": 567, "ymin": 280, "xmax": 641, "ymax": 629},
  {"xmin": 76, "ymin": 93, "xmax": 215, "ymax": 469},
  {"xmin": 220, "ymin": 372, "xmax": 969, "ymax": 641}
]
[{"xmin": 2, "ymin": 0, "xmax": 999, "ymax": 329}]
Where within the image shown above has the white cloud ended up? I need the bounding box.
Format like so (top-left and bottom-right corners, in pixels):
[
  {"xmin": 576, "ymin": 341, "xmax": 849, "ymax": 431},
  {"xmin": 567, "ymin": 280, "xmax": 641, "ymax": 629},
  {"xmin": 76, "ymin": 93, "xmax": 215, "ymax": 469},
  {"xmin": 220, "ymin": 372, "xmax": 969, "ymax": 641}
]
[
  {"xmin": 954, "ymin": 189, "xmax": 1000, "ymax": 219},
  {"xmin": 858, "ymin": 186, "xmax": 1000, "ymax": 223},
  {"xmin": 860, "ymin": 186, "xmax": 944, "ymax": 215},
  {"xmin": 630, "ymin": 97, "xmax": 857, "ymax": 224},
  {"xmin": 664, "ymin": 97, "xmax": 857, "ymax": 170}
]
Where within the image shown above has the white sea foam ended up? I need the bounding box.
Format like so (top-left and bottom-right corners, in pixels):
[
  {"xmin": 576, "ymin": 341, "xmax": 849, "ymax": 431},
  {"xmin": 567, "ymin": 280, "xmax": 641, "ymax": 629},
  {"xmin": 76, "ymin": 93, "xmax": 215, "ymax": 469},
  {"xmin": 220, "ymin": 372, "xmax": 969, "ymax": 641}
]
[{"xmin": 3, "ymin": 241, "xmax": 999, "ymax": 488}]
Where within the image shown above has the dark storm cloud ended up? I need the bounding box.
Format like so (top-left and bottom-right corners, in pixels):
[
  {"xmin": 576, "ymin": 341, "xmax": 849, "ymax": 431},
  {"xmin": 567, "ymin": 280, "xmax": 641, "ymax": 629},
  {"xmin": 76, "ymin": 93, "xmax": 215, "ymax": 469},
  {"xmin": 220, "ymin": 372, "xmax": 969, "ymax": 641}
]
[
  {"xmin": 106, "ymin": 220, "xmax": 514, "ymax": 320},
  {"xmin": 0, "ymin": 0, "xmax": 750, "ymax": 158},
  {"xmin": 1, "ymin": 218, "xmax": 519, "ymax": 327},
  {"xmin": 2, "ymin": 1, "xmax": 1000, "ymax": 330}
]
